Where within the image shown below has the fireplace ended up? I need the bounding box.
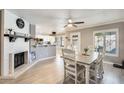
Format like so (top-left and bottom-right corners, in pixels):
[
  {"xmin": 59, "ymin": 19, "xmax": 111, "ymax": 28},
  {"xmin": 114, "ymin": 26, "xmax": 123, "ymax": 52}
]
[
  {"xmin": 8, "ymin": 51, "xmax": 28, "ymax": 78},
  {"xmin": 14, "ymin": 52, "xmax": 25, "ymax": 69}
]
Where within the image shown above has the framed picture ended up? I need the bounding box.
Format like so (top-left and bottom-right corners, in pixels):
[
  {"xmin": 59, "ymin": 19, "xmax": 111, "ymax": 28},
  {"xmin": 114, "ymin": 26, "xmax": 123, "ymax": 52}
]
[{"xmin": 16, "ymin": 18, "xmax": 25, "ymax": 29}]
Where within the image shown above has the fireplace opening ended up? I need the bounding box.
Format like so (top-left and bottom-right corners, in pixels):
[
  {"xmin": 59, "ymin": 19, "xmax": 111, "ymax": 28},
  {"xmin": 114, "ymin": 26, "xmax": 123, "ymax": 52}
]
[{"xmin": 14, "ymin": 52, "xmax": 25, "ymax": 69}]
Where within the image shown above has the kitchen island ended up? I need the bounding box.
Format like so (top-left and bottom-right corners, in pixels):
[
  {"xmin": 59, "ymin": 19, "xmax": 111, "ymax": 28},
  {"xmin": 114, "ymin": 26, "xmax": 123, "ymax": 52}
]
[{"xmin": 30, "ymin": 45, "xmax": 56, "ymax": 63}]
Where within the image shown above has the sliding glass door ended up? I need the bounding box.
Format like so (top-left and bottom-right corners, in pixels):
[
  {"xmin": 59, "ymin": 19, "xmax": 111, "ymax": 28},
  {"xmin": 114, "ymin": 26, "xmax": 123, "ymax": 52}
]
[{"xmin": 94, "ymin": 29, "xmax": 119, "ymax": 57}]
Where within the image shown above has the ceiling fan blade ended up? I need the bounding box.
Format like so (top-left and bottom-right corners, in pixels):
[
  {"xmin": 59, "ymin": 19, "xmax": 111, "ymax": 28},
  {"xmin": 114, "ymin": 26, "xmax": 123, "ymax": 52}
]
[
  {"xmin": 73, "ymin": 21, "xmax": 84, "ymax": 24},
  {"xmin": 64, "ymin": 25, "xmax": 68, "ymax": 28},
  {"xmin": 72, "ymin": 24, "xmax": 77, "ymax": 27}
]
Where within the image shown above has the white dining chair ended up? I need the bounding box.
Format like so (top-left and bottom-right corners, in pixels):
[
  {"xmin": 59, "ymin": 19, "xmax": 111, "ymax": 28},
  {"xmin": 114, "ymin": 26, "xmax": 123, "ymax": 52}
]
[
  {"xmin": 98, "ymin": 48, "xmax": 105, "ymax": 77},
  {"xmin": 89, "ymin": 56, "xmax": 104, "ymax": 83},
  {"xmin": 62, "ymin": 49, "xmax": 85, "ymax": 84},
  {"xmin": 89, "ymin": 48, "xmax": 105, "ymax": 84}
]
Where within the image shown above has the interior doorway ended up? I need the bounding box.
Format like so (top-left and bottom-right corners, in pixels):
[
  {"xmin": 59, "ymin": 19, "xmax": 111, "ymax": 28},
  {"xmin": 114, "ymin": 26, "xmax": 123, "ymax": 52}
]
[{"xmin": 70, "ymin": 32, "xmax": 81, "ymax": 53}]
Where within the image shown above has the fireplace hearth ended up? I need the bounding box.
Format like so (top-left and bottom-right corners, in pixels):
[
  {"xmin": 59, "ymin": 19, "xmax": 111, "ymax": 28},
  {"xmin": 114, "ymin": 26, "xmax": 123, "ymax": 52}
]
[{"xmin": 14, "ymin": 52, "xmax": 25, "ymax": 69}]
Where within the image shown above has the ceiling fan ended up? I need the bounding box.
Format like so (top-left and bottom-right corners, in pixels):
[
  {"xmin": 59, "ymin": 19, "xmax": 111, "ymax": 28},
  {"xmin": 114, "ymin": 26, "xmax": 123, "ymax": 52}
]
[{"xmin": 64, "ymin": 18, "xmax": 84, "ymax": 28}]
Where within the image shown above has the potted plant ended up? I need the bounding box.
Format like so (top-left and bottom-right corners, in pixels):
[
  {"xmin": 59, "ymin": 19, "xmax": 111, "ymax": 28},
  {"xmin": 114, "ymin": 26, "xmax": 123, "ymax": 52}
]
[{"xmin": 84, "ymin": 48, "xmax": 89, "ymax": 55}]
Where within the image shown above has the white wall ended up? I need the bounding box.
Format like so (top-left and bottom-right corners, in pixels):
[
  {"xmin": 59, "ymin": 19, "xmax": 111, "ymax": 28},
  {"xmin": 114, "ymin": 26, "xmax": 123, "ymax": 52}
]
[{"xmin": 3, "ymin": 10, "xmax": 30, "ymax": 77}]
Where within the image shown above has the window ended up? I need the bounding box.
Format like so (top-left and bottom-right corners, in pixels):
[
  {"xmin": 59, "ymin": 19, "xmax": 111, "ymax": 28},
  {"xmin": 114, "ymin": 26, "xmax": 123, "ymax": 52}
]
[{"xmin": 93, "ymin": 29, "xmax": 119, "ymax": 57}]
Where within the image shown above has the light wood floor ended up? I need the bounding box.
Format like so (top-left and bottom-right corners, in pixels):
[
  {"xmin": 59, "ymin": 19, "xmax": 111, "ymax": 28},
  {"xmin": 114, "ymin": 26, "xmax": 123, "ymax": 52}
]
[{"xmin": 0, "ymin": 56, "xmax": 124, "ymax": 84}]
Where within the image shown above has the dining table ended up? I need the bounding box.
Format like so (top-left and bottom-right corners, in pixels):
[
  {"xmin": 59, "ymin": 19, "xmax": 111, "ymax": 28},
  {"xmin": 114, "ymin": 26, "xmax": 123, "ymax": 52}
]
[{"xmin": 61, "ymin": 52, "xmax": 99, "ymax": 84}]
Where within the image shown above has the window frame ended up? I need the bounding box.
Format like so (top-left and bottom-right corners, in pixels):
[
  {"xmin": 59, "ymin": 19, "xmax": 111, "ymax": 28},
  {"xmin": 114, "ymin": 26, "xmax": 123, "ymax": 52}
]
[{"xmin": 93, "ymin": 28, "xmax": 119, "ymax": 57}]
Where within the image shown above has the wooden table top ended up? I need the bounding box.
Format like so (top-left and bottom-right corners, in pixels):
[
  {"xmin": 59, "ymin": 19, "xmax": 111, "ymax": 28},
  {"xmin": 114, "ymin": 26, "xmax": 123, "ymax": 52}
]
[
  {"xmin": 75, "ymin": 52, "xmax": 98, "ymax": 65},
  {"xmin": 61, "ymin": 52, "xmax": 98, "ymax": 65}
]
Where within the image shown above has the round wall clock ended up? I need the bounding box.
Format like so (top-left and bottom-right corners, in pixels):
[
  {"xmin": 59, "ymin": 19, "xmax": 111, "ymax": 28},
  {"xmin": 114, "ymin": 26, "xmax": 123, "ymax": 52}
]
[{"xmin": 16, "ymin": 18, "xmax": 25, "ymax": 29}]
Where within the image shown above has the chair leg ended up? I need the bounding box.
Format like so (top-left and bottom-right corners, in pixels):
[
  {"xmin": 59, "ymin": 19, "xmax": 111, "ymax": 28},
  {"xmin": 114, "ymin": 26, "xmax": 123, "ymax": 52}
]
[
  {"xmin": 64, "ymin": 63, "xmax": 66, "ymax": 81},
  {"xmin": 64, "ymin": 68, "xmax": 66, "ymax": 80},
  {"xmin": 95, "ymin": 71, "xmax": 98, "ymax": 84},
  {"xmin": 75, "ymin": 75, "xmax": 77, "ymax": 84},
  {"xmin": 75, "ymin": 65, "xmax": 77, "ymax": 84},
  {"xmin": 83, "ymin": 71, "xmax": 85, "ymax": 83}
]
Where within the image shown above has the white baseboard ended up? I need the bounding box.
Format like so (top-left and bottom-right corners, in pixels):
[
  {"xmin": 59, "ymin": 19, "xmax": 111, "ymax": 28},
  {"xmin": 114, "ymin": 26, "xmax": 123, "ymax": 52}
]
[
  {"xmin": 103, "ymin": 61, "xmax": 114, "ymax": 65},
  {"xmin": 1, "ymin": 56, "xmax": 56, "ymax": 79},
  {"xmin": 35, "ymin": 56, "xmax": 56, "ymax": 63}
]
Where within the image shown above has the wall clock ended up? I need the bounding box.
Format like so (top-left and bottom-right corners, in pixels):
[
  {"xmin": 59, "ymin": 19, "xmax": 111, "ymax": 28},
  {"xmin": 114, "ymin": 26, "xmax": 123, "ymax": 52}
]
[{"xmin": 16, "ymin": 18, "xmax": 25, "ymax": 29}]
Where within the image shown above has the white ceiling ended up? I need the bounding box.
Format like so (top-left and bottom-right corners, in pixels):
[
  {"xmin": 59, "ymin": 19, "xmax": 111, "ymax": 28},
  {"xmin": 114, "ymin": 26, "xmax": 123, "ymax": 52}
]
[{"xmin": 8, "ymin": 9, "xmax": 124, "ymax": 34}]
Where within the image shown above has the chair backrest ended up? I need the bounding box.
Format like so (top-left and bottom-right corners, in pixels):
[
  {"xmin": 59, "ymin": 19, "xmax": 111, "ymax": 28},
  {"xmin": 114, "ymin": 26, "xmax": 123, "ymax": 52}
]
[
  {"xmin": 95, "ymin": 51, "xmax": 104, "ymax": 65},
  {"xmin": 98, "ymin": 47, "xmax": 105, "ymax": 58},
  {"xmin": 92, "ymin": 47, "xmax": 104, "ymax": 65},
  {"xmin": 62, "ymin": 48, "xmax": 75, "ymax": 58},
  {"xmin": 62, "ymin": 49, "xmax": 76, "ymax": 64}
]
